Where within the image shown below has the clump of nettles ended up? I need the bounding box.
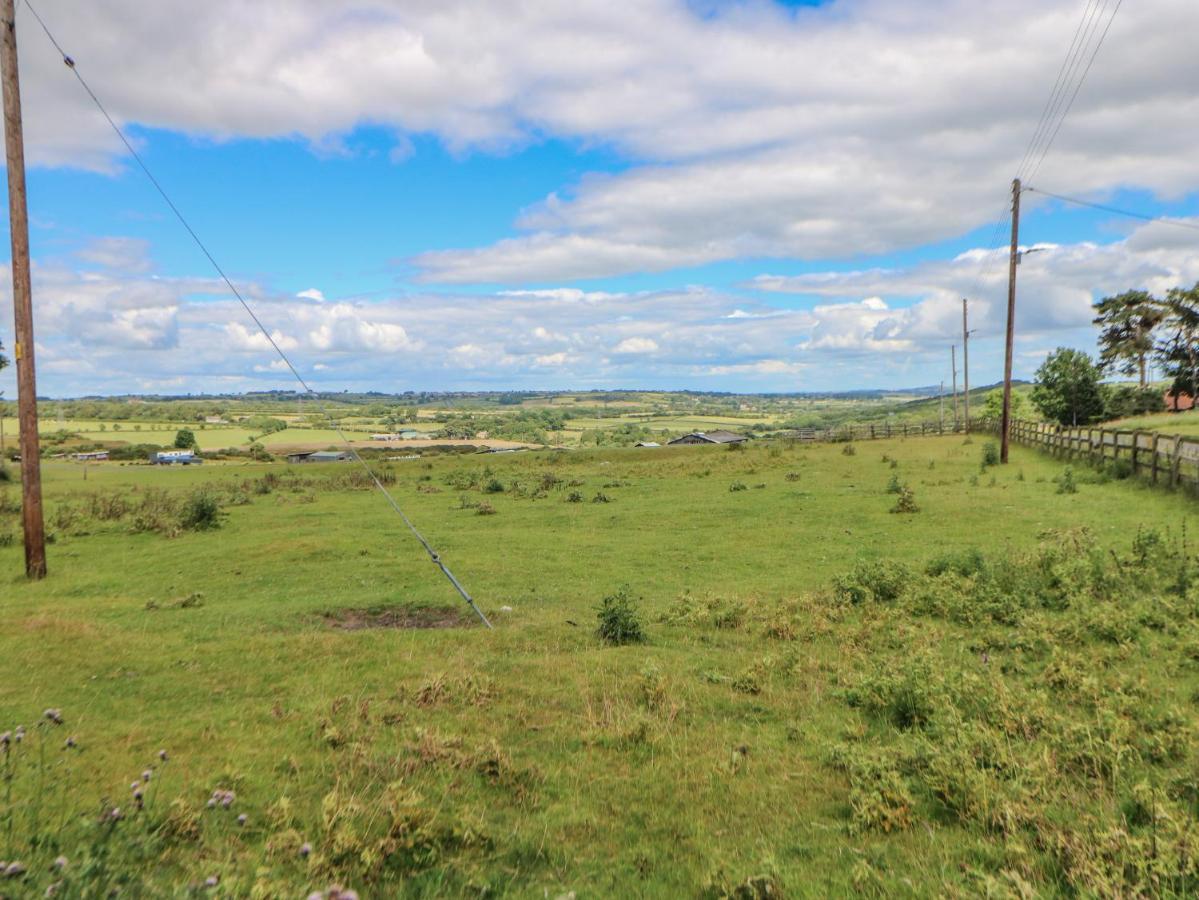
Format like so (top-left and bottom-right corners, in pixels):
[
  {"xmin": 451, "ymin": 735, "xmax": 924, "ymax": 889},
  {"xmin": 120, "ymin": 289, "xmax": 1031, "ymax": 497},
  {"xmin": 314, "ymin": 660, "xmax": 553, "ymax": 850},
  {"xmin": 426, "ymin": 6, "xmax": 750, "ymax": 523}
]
[
  {"xmin": 596, "ymin": 585, "xmax": 645, "ymax": 645},
  {"xmin": 885, "ymin": 473, "xmax": 902, "ymax": 494},
  {"xmin": 890, "ymin": 486, "xmax": 919, "ymax": 514},
  {"xmin": 842, "ymin": 443, "xmax": 857, "ymax": 456},
  {"xmin": 1056, "ymin": 467, "xmax": 1078, "ymax": 494},
  {"xmin": 980, "ymin": 441, "xmax": 1000, "ymax": 469}
]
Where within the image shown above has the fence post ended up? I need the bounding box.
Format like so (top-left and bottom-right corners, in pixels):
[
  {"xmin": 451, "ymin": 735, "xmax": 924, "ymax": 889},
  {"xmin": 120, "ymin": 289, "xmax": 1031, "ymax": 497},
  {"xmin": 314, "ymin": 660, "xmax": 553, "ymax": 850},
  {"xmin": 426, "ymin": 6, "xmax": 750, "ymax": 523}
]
[
  {"xmin": 1152, "ymin": 433, "xmax": 1161, "ymax": 484},
  {"xmin": 1131, "ymin": 432, "xmax": 1140, "ymax": 474},
  {"xmin": 1171, "ymin": 434, "xmax": 1183, "ymax": 488}
]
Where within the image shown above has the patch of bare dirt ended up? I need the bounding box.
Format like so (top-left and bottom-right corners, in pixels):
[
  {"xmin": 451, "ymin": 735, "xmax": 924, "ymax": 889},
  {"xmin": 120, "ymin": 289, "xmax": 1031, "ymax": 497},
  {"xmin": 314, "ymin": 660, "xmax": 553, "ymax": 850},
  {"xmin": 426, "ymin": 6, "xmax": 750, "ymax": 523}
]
[{"xmin": 320, "ymin": 605, "xmax": 474, "ymax": 630}]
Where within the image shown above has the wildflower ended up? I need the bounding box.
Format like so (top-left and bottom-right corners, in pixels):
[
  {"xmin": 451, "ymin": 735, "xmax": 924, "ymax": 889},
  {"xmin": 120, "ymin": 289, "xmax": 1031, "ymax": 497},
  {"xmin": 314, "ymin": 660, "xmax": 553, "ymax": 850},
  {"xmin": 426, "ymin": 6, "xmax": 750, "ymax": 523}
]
[
  {"xmin": 299, "ymin": 842, "xmax": 312, "ymax": 858},
  {"xmin": 107, "ymin": 807, "xmax": 122, "ymax": 822},
  {"xmin": 131, "ymin": 781, "xmax": 141, "ymax": 791},
  {"xmin": 142, "ymin": 769, "xmax": 152, "ymax": 782},
  {"xmin": 204, "ymin": 875, "xmax": 219, "ymax": 888},
  {"xmin": 14, "ymin": 725, "xmax": 24, "ymax": 742},
  {"xmin": 158, "ymin": 749, "xmax": 168, "ymax": 761},
  {"xmin": 0, "ymin": 732, "xmax": 9, "ymax": 749},
  {"xmin": 42, "ymin": 709, "xmax": 63, "ymax": 725},
  {"xmin": 52, "ymin": 857, "xmax": 68, "ymax": 871},
  {"xmin": 237, "ymin": 813, "xmax": 247, "ymax": 826},
  {"xmin": 63, "ymin": 737, "xmax": 76, "ymax": 749},
  {"xmin": 5, "ymin": 861, "xmax": 26, "ymax": 877},
  {"xmin": 206, "ymin": 798, "xmax": 217, "ymax": 809}
]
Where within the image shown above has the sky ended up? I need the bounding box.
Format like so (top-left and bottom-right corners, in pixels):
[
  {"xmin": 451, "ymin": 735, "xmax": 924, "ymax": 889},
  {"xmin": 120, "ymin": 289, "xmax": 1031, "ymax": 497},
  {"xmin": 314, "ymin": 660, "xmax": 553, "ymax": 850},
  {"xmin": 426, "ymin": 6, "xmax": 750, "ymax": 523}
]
[{"xmin": 1, "ymin": 0, "xmax": 1198, "ymax": 398}]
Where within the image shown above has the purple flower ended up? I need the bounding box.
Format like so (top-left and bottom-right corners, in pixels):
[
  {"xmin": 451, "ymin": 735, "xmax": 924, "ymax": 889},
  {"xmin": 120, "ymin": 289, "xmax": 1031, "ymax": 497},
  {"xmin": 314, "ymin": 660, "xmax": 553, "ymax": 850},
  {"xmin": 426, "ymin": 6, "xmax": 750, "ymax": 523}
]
[
  {"xmin": 237, "ymin": 814, "xmax": 247, "ymax": 826},
  {"xmin": 107, "ymin": 807, "xmax": 122, "ymax": 822},
  {"xmin": 42, "ymin": 709, "xmax": 63, "ymax": 725},
  {"xmin": 4, "ymin": 861, "xmax": 25, "ymax": 878},
  {"xmin": 142, "ymin": 770, "xmax": 152, "ymax": 782},
  {"xmin": 204, "ymin": 874, "xmax": 219, "ymax": 888},
  {"xmin": 63, "ymin": 737, "xmax": 76, "ymax": 749},
  {"xmin": 158, "ymin": 749, "xmax": 168, "ymax": 761},
  {"xmin": 299, "ymin": 842, "xmax": 312, "ymax": 858},
  {"xmin": 0, "ymin": 732, "xmax": 10, "ymax": 749},
  {"xmin": 52, "ymin": 857, "xmax": 68, "ymax": 871},
  {"xmin": 130, "ymin": 781, "xmax": 141, "ymax": 791}
]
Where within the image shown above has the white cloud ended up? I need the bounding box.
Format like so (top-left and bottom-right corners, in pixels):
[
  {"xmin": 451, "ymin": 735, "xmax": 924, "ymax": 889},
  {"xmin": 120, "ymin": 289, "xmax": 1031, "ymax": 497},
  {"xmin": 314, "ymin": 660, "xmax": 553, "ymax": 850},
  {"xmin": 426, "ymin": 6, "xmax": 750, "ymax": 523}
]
[
  {"xmin": 296, "ymin": 288, "xmax": 325, "ymax": 302},
  {"xmin": 76, "ymin": 237, "xmax": 152, "ymax": 272},
  {"xmin": 612, "ymin": 336, "xmax": 659, "ymax": 354},
  {"xmin": 13, "ymin": 0, "xmax": 1199, "ymax": 284}
]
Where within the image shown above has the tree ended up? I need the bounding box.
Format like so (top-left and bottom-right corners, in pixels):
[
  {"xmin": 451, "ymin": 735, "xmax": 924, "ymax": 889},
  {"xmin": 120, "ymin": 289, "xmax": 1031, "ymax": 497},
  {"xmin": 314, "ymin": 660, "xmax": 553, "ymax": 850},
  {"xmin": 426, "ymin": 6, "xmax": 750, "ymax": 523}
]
[
  {"xmin": 174, "ymin": 428, "xmax": 198, "ymax": 449},
  {"xmin": 1156, "ymin": 283, "xmax": 1199, "ymax": 409},
  {"xmin": 982, "ymin": 388, "xmax": 1026, "ymax": 420},
  {"xmin": 1093, "ymin": 290, "xmax": 1164, "ymax": 387},
  {"xmin": 1031, "ymin": 348, "xmax": 1106, "ymax": 426}
]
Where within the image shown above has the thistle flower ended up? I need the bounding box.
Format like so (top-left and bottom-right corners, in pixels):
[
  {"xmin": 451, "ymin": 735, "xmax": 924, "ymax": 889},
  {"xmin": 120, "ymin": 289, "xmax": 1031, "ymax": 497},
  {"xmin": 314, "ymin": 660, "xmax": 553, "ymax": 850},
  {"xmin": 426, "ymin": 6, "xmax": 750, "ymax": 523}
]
[
  {"xmin": 158, "ymin": 749, "xmax": 168, "ymax": 761},
  {"xmin": 0, "ymin": 732, "xmax": 10, "ymax": 749},
  {"xmin": 4, "ymin": 861, "xmax": 25, "ymax": 878},
  {"xmin": 14, "ymin": 725, "xmax": 24, "ymax": 742},
  {"xmin": 237, "ymin": 813, "xmax": 247, "ymax": 826},
  {"xmin": 52, "ymin": 857, "xmax": 68, "ymax": 872},
  {"xmin": 131, "ymin": 781, "xmax": 141, "ymax": 791},
  {"xmin": 204, "ymin": 875, "xmax": 219, "ymax": 888},
  {"xmin": 206, "ymin": 798, "xmax": 217, "ymax": 809},
  {"xmin": 107, "ymin": 807, "xmax": 122, "ymax": 822},
  {"xmin": 299, "ymin": 842, "xmax": 312, "ymax": 858},
  {"xmin": 42, "ymin": 709, "xmax": 63, "ymax": 725},
  {"xmin": 63, "ymin": 737, "xmax": 76, "ymax": 749}
]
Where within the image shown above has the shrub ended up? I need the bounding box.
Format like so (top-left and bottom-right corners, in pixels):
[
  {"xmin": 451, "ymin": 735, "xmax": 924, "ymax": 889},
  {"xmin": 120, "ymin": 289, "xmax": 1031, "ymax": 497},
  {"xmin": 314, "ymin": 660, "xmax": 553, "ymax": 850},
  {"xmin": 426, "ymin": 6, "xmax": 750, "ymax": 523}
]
[
  {"xmin": 179, "ymin": 491, "xmax": 221, "ymax": 531},
  {"xmin": 1107, "ymin": 458, "xmax": 1134, "ymax": 480},
  {"xmin": 833, "ymin": 559, "xmax": 911, "ymax": 605},
  {"xmin": 592, "ymin": 492, "xmax": 612, "ymax": 503},
  {"xmin": 885, "ymin": 473, "xmax": 902, "ymax": 494},
  {"xmin": 565, "ymin": 491, "xmax": 584, "ymax": 503},
  {"xmin": 729, "ymin": 481, "xmax": 748, "ymax": 492},
  {"xmin": 980, "ymin": 442, "xmax": 1000, "ymax": 468},
  {"xmin": 596, "ymin": 586, "xmax": 646, "ymax": 645},
  {"xmin": 842, "ymin": 444, "xmax": 857, "ymax": 456},
  {"xmin": 483, "ymin": 478, "xmax": 505, "ymax": 494},
  {"xmin": 926, "ymin": 548, "xmax": 986, "ymax": 579},
  {"xmin": 476, "ymin": 501, "xmax": 497, "ymax": 516},
  {"xmin": 1056, "ymin": 467, "xmax": 1078, "ymax": 494},
  {"xmin": 890, "ymin": 486, "xmax": 919, "ymax": 514}
]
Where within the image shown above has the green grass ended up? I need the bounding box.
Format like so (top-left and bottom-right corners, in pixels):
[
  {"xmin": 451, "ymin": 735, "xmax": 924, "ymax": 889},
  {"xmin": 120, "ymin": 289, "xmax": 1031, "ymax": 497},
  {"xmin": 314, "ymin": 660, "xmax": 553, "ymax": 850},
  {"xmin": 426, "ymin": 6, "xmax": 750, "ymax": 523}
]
[
  {"xmin": 1109, "ymin": 410, "xmax": 1199, "ymax": 437},
  {"xmin": 1, "ymin": 437, "xmax": 1198, "ymax": 895}
]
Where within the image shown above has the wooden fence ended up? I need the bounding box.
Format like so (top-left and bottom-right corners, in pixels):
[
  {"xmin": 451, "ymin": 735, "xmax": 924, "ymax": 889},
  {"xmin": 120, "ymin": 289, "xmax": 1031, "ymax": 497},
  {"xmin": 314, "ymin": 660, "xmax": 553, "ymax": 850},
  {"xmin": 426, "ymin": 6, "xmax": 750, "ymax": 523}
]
[
  {"xmin": 984, "ymin": 418, "xmax": 1199, "ymax": 488},
  {"xmin": 788, "ymin": 421, "xmax": 962, "ymax": 443}
]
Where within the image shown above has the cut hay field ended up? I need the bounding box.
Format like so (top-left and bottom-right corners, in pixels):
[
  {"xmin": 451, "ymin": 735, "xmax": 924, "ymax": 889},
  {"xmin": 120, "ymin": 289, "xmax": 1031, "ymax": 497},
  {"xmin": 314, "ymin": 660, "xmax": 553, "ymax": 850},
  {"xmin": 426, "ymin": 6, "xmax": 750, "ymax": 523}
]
[{"xmin": 2, "ymin": 436, "xmax": 1199, "ymax": 896}]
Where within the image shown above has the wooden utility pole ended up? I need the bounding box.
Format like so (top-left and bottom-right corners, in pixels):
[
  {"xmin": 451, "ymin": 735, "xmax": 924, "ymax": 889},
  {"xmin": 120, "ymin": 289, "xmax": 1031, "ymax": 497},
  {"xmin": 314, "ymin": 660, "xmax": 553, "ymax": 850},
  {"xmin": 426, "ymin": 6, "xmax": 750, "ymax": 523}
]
[
  {"xmin": 1, "ymin": 0, "xmax": 47, "ymax": 578},
  {"xmin": 938, "ymin": 380, "xmax": 944, "ymax": 432},
  {"xmin": 951, "ymin": 345, "xmax": 958, "ymax": 429},
  {"xmin": 1000, "ymin": 178, "xmax": 1021, "ymax": 464},
  {"xmin": 962, "ymin": 299, "xmax": 970, "ymax": 433}
]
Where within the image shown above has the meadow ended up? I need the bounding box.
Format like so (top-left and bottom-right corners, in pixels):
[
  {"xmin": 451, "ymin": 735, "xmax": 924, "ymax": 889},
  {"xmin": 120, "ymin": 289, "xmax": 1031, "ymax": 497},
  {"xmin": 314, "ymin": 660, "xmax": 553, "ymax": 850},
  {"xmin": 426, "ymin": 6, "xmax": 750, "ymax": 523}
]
[{"xmin": 2, "ymin": 435, "xmax": 1199, "ymax": 896}]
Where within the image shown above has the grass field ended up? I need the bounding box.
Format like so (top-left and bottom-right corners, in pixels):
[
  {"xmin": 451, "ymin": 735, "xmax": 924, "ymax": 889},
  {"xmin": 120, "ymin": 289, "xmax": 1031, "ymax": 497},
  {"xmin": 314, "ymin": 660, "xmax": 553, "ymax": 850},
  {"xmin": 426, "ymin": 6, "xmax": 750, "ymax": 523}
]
[
  {"xmin": 1109, "ymin": 411, "xmax": 1199, "ymax": 438},
  {"xmin": 2, "ymin": 436, "xmax": 1199, "ymax": 896}
]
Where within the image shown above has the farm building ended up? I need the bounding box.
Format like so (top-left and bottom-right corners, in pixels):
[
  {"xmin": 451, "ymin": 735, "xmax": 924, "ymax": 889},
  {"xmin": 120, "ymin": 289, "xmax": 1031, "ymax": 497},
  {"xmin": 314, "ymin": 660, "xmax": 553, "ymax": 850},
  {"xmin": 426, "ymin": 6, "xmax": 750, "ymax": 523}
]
[
  {"xmin": 153, "ymin": 450, "xmax": 202, "ymax": 465},
  {"xmin": 667, "ymin": 430, "xmax": 748, "ymax": 446},
  {"xmin": 400, "ymin": 430, "xmax": 435, "ymax": 440},
  {"xmin": 635, "ymin": 441, "xmax": 660, "ymax": 448},
  {"xmin": 288, "ymin": 450, "xmax": 352, "ymax": 463}
]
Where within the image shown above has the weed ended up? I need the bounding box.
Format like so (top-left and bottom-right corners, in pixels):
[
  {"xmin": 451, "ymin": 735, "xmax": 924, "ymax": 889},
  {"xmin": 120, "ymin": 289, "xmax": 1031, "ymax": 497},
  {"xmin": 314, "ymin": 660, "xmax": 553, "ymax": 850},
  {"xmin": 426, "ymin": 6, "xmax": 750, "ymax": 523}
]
[
  {"xmin": 833, "ymin": 559, "xmax": 911, "ymax": 605},
  {"xmin": 565, "ymin": 490, "xmax": 584, "ymax": 503},
  {"xmin": 179, "ymin": 491, "xmax": 222, "ymax": 531},
  {"xmin": 1056, "ymin": 468, "xmax": 1078, "ymax": 494},
  {"xmin": 890, "ymin": 486, "xmax": 919, "ymax": 514},
  {"xmin": 729, "ymin": 481, "xmax": 748, "ymax": 492},
  {"xmin": 842, "ymin": 444, "xmax": 857, "ymax": 456},
  {"xmin": 981, "ymin": 442, "xmax": 1000, "ymax": 468},
  {"xmin": 476, "ymin": 501, "xmax": 497, "ymax": 515},
  {"xmin": 591, "ymin": 492, "xmax": 612, "ymax": 503},
  {"xmin": 885, "ymin": 473, "xmax": 902, "ymax": 494},
  {"xmin": 596, "ymin": 586, "xmax": 646, "ymax": 645}
]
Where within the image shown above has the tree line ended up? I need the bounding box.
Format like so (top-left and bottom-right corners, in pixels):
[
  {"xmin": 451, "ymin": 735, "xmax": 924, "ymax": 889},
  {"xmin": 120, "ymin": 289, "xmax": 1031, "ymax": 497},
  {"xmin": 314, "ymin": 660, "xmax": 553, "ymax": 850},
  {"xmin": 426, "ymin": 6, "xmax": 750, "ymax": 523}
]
[{"xmin": 1031, "ymin": 282, "xmax": 1199, "ymax": 426}]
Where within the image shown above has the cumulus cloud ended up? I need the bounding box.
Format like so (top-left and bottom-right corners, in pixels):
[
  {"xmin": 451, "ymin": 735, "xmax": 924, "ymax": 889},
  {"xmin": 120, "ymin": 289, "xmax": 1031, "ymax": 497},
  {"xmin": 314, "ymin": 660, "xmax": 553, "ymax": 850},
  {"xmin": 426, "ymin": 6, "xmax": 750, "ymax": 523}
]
[
  {"xmin": 11, "ymin": 0, "xmax": 1198, "ymax": 285},
  {"xmin": 76, "ymin": 237, "xmax": 152, "ymax": 272},
  {"xmin": 3, "ymin": 219, "xmax": 1199, "ymax": 396}
]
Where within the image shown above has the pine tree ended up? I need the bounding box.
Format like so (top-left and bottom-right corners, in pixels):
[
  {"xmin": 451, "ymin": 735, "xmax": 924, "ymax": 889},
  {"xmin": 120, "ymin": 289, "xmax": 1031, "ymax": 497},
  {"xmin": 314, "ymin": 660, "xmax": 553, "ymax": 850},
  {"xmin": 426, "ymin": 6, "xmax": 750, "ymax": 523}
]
[
  {"xmin": 1156, "ymin": 283, "xmax": 1199, "ymax": 409},
  {"xmin": 1093, "ymin": 289, "xmax": 1164, "ymax": 388}
]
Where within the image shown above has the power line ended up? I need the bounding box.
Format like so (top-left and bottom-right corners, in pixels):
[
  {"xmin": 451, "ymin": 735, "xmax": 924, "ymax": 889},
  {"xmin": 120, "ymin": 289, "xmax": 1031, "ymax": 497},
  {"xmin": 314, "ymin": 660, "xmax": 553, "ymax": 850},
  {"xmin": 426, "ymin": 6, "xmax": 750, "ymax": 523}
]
[
  {"xmin": 20, "ymin": 0, "xmax": 492, "ymax": 629},
  {"xmin": 1025, "ymin": 0, "xmax": 1124, "ymax": 183},
  {"xmin": 1024, "ymin": 186, "xmax": 1199, "ymax": 233}
]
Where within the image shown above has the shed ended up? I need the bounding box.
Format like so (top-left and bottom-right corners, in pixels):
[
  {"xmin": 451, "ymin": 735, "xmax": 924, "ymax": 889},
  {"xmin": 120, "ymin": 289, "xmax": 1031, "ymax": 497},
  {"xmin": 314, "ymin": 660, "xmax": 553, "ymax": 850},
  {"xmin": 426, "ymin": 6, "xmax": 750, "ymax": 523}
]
[
  {"xmin": 301, "ymin": 450, "xmax": 352, "ymax": 463},
  {"xmin": 635, "ymin": 441, "xmax": 660, "ymax": 448},
  {"xmin": 667, "ymin": 430, "xmax": 748, "ymax": 446}
]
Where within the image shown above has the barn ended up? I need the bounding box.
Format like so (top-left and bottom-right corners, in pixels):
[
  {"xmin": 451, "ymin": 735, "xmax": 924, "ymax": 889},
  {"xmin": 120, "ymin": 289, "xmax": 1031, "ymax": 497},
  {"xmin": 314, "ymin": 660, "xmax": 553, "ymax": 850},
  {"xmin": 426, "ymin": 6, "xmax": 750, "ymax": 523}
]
[{"xmin": 667, "ymin": 430, "xmax": 748, "ymax": 446}]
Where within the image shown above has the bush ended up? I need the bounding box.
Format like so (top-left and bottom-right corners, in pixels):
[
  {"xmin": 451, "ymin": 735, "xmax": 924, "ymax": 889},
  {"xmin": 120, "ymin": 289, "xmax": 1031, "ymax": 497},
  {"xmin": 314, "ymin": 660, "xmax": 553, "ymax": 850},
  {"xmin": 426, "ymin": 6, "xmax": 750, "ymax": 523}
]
[
  {"xmin": 833, "ymin": 559, "xmax": 911, "ymax": 605},
  {"xmin": 729, "ymin": 481, "xmax": 748, "ymax": 492},
  {"xmin": 842, "ymin": 444, "xmax": 857, "ymax": 456},
  {"xmin": 565, "ymin": 491, "xmax": 584, "ymax": 503},
  {"xmin": 178, "ymin": 491, "xmax": 221, "ymax": 531},
  {"xmin": 885, "ymin": 473, "xmax": 902, "ymax": 494},
  {"xmin": 0, "ymin": 459, "xmax": 10, "ymax": 482},
  {"xmin": 980, "ymin": 442, "xmax": 1000, "ymax": 468},
  {"xmin": 596, "ymin": 585, "xmax": 646, "ymax": 645},
  {"xmin": 483, "ymin": 478, "xmax": 505, "ymax": 494},
  {"xmin": 890, "ymin": 486, "xmax": 919, "ymax": 513},
  {"xmin": 1107, "ymin": 458, "xmax": 1134, "ymax": 480},
  {"xmin": 1056, "ymin": 467, "xmax": 1078, "ymax": 495}
]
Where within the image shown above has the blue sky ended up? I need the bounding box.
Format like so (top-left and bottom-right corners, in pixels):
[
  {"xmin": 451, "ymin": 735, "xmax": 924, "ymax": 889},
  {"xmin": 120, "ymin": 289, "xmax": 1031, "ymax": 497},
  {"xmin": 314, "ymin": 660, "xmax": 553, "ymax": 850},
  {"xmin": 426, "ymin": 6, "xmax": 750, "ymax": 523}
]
[{"xmin": 2, "ymin": 0, "xmax": 1198, "ymax": 397}]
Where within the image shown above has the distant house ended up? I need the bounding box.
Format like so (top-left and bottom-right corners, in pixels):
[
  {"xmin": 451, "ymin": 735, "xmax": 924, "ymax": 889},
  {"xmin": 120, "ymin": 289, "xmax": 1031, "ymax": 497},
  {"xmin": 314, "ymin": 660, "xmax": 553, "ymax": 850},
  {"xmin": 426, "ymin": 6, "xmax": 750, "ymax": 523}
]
[
  {"xmin": 371, "ymin": 433, "xmax": 403, "ymax": 441},
  {"xmin": 1166, "ymin": 391, "xmax": 1195, "ymax": 412},
  {"xmin": 635, "ymin": 441, "xmax": 660, "ymax": 448},
  {"xmin": 667, "ymin": 430, "xmax": 748, "ymax": 446},
  {"xmin": 292, "ymin": 450, "xmax": 352, "ymax": 463},
  {"xmin": 75, "ymin": 450, "xmax": 109, "ymax": 461},
  {"xmin": 204, "ymin": 416, "xmax": 228, "ymax": 424},
  {"xmin": 400, "ymin": 430, "xmax": 435, "ymax": 440},
  {"xmin": 153, "ymin": 450, "xmax": 202, "ymax": 465}
]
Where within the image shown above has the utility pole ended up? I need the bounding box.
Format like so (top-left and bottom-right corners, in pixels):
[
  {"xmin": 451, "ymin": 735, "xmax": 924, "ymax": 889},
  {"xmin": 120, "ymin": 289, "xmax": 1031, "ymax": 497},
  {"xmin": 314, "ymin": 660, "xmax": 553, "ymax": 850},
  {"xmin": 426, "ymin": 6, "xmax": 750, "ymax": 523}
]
[
  {"xmin": 962, "ymin": 299, "xmax": 970, "ymax": 433},
  {"xmin": 951, "ymin": 345, "xmax": 958, "ymax": 429},
  {"xmin": 938, "ymin": 380, "xmax": 944, "ymax": 432},
  {"xmin": 1000, "ymin": 178, "xmax": 1021, "ymax": 464},
  {"xmin": 1, "ymin": 0, "xmax": 47, "ymax": 578}
]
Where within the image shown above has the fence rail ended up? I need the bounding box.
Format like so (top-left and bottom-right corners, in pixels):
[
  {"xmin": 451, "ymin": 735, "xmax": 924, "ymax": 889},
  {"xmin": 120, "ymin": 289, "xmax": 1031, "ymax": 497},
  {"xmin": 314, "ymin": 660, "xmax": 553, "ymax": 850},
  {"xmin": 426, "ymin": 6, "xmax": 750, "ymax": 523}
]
[
  {"xmin": 786, "ymin": 421, "xmax": 963, "ymax": 443},
  {"xmin": 983, "ymin": 418, "xmax": 1199, "ymax": 488}
]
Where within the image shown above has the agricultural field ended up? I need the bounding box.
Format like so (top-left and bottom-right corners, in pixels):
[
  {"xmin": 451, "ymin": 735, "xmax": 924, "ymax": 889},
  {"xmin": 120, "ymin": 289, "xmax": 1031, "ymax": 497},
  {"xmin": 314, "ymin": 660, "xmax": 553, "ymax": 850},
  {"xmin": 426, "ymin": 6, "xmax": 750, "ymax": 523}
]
[
  {"xmin": 1108, "ymin": 411, "xmax": 1199, "ymax": 438},
  {"xmin": 2, "ymin": 435, "xmax": 1199, "ymax": 895}
]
